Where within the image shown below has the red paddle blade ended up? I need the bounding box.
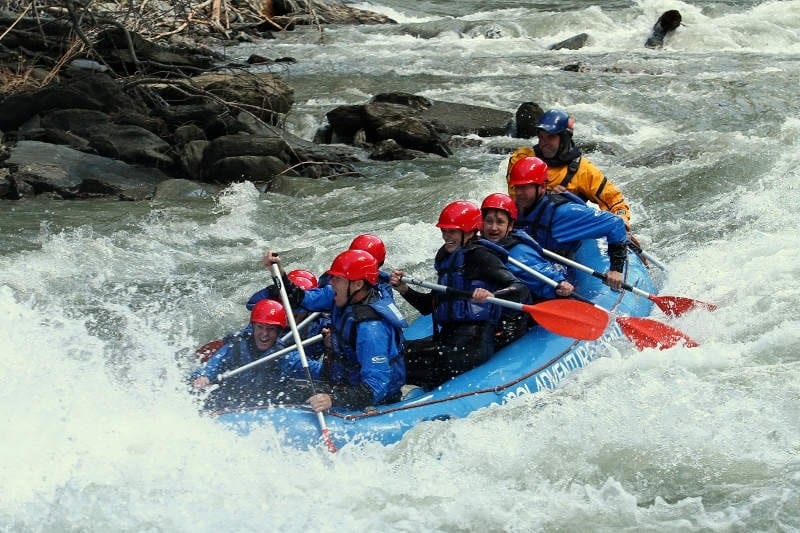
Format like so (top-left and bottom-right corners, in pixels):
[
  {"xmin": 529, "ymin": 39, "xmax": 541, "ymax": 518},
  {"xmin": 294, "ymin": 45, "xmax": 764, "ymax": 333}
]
[
  {"xmin": 524, "ymin": 299, "xmax": 610, "ymax": 341},
  {"xmin": 195, "ymin": 339, "xmax": 224, "ymax": 363},
  {"xmin": 320, "ymin": 428, "xmax": 338, "ymax": 453},
  {"xmin": 616, "ymin": 317, "xmax": 698, "ymax": 350},
  {"xmin": 650, "ymin": 295, "xmax": 718, "ymax": 318}
]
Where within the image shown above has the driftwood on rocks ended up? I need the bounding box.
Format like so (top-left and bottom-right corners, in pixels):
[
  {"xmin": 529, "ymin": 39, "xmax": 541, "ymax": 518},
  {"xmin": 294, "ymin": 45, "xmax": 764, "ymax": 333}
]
[{"xmin": 0, "ymin": 0, "xmax": 400, "ymax": 200}]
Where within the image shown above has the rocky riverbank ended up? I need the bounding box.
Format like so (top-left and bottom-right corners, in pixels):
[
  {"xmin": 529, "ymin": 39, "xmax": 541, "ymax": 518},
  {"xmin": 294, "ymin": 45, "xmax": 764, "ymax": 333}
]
[{"xmin": 0, "ymin": 2, "xmax": 679, "ymax": 201}]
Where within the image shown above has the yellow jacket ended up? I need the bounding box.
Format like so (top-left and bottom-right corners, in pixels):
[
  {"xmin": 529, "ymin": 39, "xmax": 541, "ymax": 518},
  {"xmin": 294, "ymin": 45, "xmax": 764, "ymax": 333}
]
[{"xmin": 506, "ymin": 147, "xmax": 631, "ymax": 227}]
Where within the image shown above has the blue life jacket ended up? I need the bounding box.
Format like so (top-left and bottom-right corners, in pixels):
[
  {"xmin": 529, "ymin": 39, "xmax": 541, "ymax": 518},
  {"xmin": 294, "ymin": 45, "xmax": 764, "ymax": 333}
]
[
  {"xmin": 504, "ymin": 230, "xmax": 567, "ymax": 300},
  {"xmin": 191, "ymin": 330, "xmax": 290, "ymax": 391},
  {"xmin": 433, "ymin": 241, "xmax": 501, "ymax": 325},
  {"xmin": 515, "ymin": 191, "xmax": 586, "ymax": 256},
  {"xmin": 327, "ymin": 289, "xmax": 408, "ymax": 404}
]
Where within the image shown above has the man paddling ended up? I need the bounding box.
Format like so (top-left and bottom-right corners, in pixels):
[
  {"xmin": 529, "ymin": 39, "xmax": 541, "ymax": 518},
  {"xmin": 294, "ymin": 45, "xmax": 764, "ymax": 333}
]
[
  {"xmin": 191, "ymin": 299, "xmax": 306, "ymax": 409},
  {"xmin": 479, "ymin": 192, "xmax": 574, "ymax": 347},
  {"xmin": 267, "ymin": 249, "xmax": 408, "ymax": 411},
  {"xmin": 389, "ymin": 200, "xmax": 529, "ymax": 389},
  {"xmin": 506, "ymin": 109, "xmax": 632, "ymax": 230},
  {"xmin": 509, "ymin": 156, "xmax": 628, "ymax": 291}
]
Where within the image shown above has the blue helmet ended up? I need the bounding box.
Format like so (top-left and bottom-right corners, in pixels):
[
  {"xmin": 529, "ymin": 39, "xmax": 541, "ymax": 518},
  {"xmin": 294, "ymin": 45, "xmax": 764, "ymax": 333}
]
[{"xmin": 536, "ymin": 109, "xmax": 573, "ymax": 135}]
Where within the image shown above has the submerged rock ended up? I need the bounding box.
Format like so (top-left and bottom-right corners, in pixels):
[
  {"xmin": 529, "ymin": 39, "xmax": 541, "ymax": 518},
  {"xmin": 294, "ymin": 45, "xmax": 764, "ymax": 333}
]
[{"xmin": 645, "ymin": 10, "xmax": 682, "ymax": 48}]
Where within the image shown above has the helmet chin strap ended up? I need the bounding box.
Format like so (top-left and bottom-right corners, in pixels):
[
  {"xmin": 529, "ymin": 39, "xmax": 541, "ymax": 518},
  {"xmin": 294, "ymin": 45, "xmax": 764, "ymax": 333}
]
[
  {"xmin": 345, "ymin": 280, "xmax": 367, "ymax": 306},
  {"xmin": 534, "ymin": 184, "xmax": 546, "ymax": 203}
]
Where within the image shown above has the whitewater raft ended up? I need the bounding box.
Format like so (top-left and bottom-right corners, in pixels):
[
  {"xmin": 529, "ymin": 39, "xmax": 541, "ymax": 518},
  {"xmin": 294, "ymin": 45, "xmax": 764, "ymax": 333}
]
[{"xmin": 212, "ymin": 239, "xmax": 656, "ymax": 450}]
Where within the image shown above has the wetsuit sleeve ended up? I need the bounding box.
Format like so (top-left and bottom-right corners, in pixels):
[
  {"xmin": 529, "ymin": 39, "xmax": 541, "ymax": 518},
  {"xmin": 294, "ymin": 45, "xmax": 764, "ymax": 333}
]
[
  {"xmin": 508, "ymin": 245, "xmax": 566, "ymax": 299},
  {"xmin": 399, "ymin": 286, "xmax": 436, "ymax": 315},
  {"xmin": 279, "ymin": 349, "xmax": 321, "ymax": 380},
  {"xmin": 607, "ymin": 242, "xmax": 628, "ymax": 273},
  {"xmin": 353, "ymin": 320, "xmax": 396, "ymax": 405},
  {"xmin": 466, "ymin": 247, "xmax": 529, "ymax": 303}
]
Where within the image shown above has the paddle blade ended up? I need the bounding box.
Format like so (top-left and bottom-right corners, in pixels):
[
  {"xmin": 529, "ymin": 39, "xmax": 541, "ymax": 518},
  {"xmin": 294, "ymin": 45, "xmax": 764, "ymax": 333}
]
[
  {"xmin": 650, "ymin": 294, "xmax": 718, "ymax": 318},
  {"xmin": 616, "ymin": 317, "xmax": 698, "ymax": 350},
  {"xmin": 195, "ymin": 339, "xmax": 224, "ymax": 363},
  {"xmin": 320, "ymin": 428, "xmax": 338, "ymax": 454},
  {"xmin": 524, "ymin": 299, "xmax": 610, "ymax": 341}
]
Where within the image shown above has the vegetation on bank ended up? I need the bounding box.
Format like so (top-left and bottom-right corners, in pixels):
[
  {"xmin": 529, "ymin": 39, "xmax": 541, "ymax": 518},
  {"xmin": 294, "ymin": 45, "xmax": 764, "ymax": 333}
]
[{"xmin": 0, "ymin": 1, "xmax": 397, "ymax": 199}]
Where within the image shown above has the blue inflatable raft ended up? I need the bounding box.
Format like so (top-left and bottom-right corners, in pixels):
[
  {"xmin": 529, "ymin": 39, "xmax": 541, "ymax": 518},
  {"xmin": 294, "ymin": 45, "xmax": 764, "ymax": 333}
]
[{"xmin": 211, "ymin": 239, "xmax": 656, "ymax": 450}]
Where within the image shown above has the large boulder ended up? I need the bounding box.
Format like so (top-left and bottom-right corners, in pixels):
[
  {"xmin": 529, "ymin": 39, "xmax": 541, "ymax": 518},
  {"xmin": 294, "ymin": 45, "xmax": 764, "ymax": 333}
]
[
  {"xmin": 0, "ymin": 71, "xmax": 145, "ymax": 131},
  {"xmin": 4, "ymin": 140, "xmax": 166, "ymax": 200},
  {"xmin": 420, "ymin": 100, "xmax": 512, "ymax": 137},
  {"xmin": 318, "ymin": 92, "xmax": 513, "ymax": 160},
  {"xmin": 38, "ymin": 109, "xmax": 174, "ymax": 168},
  {"xmin": 192, "ymin": 72, "xmax": 295, "ymax": 123}
]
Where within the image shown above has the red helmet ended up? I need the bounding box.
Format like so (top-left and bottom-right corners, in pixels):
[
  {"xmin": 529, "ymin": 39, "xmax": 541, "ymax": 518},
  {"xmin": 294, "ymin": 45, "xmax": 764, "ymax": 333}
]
[
  {"xmin": 349, "ymin": 234, "xmax": 386, "ymax": 266},
  {"xmin": 250, "ymin": 299, "xmax": 288, "ymax": 328},
  {"xmin": 481, "ymin": 192, "xmax": 518, "ymax": 220},
  {"xmin": 327, "ymin": 249, "xmax": 379, "ymax": 285},
  {"xmin": 508, "ymin": 156, "xmax": 549, "ymax": 186},
  {"xmin": 287, "ymin": 269, "xmax": 318, "ymax": 290},
  {"xmin": 436, "ymin": 200, "xmax": 482, "ymax": 232}
]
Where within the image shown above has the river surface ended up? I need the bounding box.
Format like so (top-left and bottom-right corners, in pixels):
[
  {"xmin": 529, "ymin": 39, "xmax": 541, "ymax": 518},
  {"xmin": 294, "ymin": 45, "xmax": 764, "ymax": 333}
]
[{"xmin": 2, "ymin": 1, "xmax": 800, "ymax": 531}]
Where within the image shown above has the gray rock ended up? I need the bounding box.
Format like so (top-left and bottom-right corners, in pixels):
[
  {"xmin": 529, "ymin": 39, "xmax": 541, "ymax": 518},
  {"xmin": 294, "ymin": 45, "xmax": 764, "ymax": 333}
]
[
  {"xmin": 549, "ymin": 33, "xmax": 589, "ymax": 51},
  {"xmin": 6, "ymin": 140, "xmax": 166, "ymax": 200},
  {"xmin": 179, "ymin": 140, "xmax": 210, "ymax": 180},
  {"xmin": 209, "ymin": 155, "xmax": 289, "ymax": 182},
  {"xmin": 153, "ymin": 179, "xmax": 218, "ymax": 200}
]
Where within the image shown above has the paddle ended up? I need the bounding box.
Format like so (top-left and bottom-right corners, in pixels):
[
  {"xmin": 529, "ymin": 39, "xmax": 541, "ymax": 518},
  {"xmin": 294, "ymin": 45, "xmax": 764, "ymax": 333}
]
[
  {"xmin": 271, "ymin": 263, "xmax": 337, "ymax": 453},
  {"xmin": 195, "ymin": 311, "xmax": 323, "ymax": 363},
  {"xmin": 401, "ymin": 275, "xmax": 609, "ymax": 341},
  {"xmin": 217, "ymin": 334, "xmax": 323, "ymax": 381},
  {"xmin": 503, "ymin": 255, "xmax": 697, "ymax": 350},
  {"xmin": 541, "ymin": 248, "xmax": 718, "ymax": 318},
  {"xmin": 616, "ymin": 317, "xmax": 698, "ymax": 350},
  {"xmin": 627, "ymin": 239, "xmax": 667, "ymax": 271}
]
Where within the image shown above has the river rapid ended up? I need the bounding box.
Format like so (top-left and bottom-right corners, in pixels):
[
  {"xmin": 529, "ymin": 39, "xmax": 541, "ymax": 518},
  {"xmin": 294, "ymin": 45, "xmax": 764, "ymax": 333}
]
[{"xmin": 2, "ymin": 1, "xmax": 799, "ymax": 531}]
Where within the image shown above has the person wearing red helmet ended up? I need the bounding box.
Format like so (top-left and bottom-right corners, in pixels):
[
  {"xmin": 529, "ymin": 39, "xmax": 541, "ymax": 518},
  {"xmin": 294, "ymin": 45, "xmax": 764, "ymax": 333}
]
[
  {"xmin": 347, "ymin": 233, "xmax": 399, "ymax": 299},
  {"xmin": 505, "ymin": 109, "xmax": 632, "ymax": 229},
  {"xmin": 265, "ymin": 249, "xmax": 407, "ymax": 412},
  {"xmin": 191, "ymin": 299, "xmax": 302, "ymax": 409},
  {"xmin": 287, "ymin": 269, "xmax": 318, "ymax": 290},
  {"xmin": 509, "ymin": 156, "xmax": 628, "ymax": 290},
  {"xmin": 245, "ymin": 266, "xmax": 329, "ymax": 359},
  {"xmin": 390, "ymin": 200, "xmax": 529, "ymax": 389},
  {"xmin": 480, "ymin": 192, "xmax": 574, "ymax": 346},
  {"xmin": 480, "ymin": 192, "xmax": 572, "ymax": 299},
  {"xmin": 349, "ymin": 234, "xmax": 386, "ymax": 267}
]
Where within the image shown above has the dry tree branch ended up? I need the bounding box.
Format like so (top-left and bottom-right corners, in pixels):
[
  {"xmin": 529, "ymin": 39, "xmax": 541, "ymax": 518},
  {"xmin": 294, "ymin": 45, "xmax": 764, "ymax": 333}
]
[
  {"xmin": 41, "ymin": 37, "xmax": 84, "ymax": 85},
  {"xmin": 0, "ymin": 2, "xmax": 32, "ymax": 42}
]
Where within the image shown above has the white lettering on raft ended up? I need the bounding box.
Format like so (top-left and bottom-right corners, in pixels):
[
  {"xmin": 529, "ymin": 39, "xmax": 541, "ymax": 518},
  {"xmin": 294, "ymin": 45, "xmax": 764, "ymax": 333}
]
[{"xmin": 499, "ymin": 321, "xmax": 623, "ymax": 404}]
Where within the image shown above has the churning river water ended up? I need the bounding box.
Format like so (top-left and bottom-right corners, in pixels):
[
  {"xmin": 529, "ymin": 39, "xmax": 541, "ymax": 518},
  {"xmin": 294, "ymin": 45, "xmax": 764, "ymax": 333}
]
[{"xmin": 2, "ymin": 0, "xmax": 800, "ymax": 530}]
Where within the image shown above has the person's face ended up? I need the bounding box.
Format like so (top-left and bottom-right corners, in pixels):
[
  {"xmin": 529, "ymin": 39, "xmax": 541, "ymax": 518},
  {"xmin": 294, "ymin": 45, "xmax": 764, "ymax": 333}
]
[
  {"xmin": 330, "ymin": 275, "xmax": 364, "ymax": 307},
  {"xmin": 252, "ymin": 323, "xmax": 280, "ymax": 351},
  {"xmin": 514, "ymin": 183, "xmax": 546, "ymax": 211},
  {"xmin": 482, "ymin": 209, "xmax": 512, "ymax": 242},
  {"xmin": 441, "ymin": 228, "xmax": 468, "ymax": 253},
  {"xmin": 537, "ymin": 130, "xmax": 561, "ymax": 159}
]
